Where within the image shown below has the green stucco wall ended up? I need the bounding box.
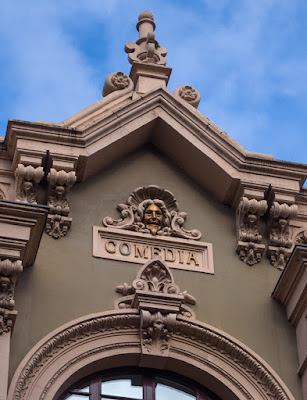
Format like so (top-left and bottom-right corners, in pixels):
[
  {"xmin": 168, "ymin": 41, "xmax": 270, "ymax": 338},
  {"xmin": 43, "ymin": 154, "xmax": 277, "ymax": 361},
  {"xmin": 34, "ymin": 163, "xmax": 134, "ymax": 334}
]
[{"xmin": 10, "ymin": 145, "xmax": 302, "ymax": 399}]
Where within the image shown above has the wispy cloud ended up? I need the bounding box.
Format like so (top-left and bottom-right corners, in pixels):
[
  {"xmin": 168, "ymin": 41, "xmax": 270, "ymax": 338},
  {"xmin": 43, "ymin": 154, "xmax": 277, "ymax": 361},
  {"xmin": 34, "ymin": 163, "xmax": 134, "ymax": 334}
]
[{"xmin": 0, "ymin": 0, "xmax": 306, "ymax": 165}]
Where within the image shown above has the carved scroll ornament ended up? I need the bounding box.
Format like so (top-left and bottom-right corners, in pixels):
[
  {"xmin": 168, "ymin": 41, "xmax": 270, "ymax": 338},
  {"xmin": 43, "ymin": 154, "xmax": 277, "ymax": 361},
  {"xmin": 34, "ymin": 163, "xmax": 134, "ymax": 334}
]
[
  {"xmin": 46, "ymin": 169, "xmax": 76, "ymax": 239},
  {"xmin": 102, "ymin": 72, "xmax": 133, "ymax": 97},
  {"xmin": 267, "ymin": 202, "xmax": 298, "ymax": 270},
  {"xmin": 0, "ymin": 259, "xmax": 23, "ymax": 334},
  {"xmin": 236, "ymin": 197, "xmax": 267, "ymax": 266},
  {"xmin": 103, "ymin": 185, "xmax": 201, "ymax": 240},
  {"xmin": 174, "ymin": 85, "xmax": 201, "ymax": 109},
  {"xmin": 116, "ymin": 258, "xmax": 196, "ymax": 356}
]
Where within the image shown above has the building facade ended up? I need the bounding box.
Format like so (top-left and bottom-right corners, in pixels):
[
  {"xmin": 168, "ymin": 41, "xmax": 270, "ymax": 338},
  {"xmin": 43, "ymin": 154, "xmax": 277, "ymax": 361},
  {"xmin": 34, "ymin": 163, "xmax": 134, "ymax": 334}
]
[{"xmin": 0, "ymin": 11, "xmax": 306, "ymax": 400}]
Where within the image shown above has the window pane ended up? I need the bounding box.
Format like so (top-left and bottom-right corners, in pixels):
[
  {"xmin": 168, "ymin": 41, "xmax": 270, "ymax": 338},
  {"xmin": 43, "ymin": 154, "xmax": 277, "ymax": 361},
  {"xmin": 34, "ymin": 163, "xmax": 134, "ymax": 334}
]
[
  {"xmin": 101, "ymin": 378, "xmax": 143, "ymax": 399},
  {"xmin": 75, "ymin": 386, "xmax": 90, "ymax": 393},
  {"xmin": 156, "ymin": 382, "xmax": 196, "ymax": 400},
  {"xmin": 64, "ymin": 395, "xmax": 90, "ymax": 400}
]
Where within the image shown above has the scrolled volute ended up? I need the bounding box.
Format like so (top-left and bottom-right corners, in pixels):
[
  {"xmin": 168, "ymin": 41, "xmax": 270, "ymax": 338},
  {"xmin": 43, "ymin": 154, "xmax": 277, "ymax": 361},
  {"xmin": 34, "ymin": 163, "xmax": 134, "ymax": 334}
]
[{"xmin": 102, "ymin": 72, "xmax": 133, "ymax": 97}]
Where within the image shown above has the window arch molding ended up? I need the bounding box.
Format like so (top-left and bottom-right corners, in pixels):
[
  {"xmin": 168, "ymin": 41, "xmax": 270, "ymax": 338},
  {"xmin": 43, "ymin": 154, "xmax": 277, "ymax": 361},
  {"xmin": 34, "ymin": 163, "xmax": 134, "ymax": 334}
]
[{"xmin": 8, "ymin": 308, "xmax": 294, "ymax": 400}]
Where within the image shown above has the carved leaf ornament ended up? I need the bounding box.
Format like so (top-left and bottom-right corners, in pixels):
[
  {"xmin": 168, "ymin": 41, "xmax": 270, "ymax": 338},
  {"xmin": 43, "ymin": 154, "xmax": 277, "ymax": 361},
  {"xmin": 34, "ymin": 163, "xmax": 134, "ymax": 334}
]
[
  {"xmin": 8, "ymin": 258, "xmax": 295, "ymax": 400},
  {"xmin": 103, "ymin": 185, "xmax": 202, "ymax": 240}
]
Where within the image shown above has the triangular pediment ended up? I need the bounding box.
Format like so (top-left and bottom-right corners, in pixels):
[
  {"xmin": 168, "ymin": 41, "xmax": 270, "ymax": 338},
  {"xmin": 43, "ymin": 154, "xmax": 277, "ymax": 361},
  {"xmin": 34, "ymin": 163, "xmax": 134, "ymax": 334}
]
[{"xmin": 6, "ymin": 86, "xmax": 307, "ymax": 206}]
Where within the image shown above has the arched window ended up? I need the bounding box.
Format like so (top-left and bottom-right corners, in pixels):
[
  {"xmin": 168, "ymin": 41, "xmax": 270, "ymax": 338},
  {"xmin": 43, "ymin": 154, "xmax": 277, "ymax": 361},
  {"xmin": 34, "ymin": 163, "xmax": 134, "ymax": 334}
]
[{"xmin": 58, "ymin": 369, "xmax": 221, "ymax": 400}]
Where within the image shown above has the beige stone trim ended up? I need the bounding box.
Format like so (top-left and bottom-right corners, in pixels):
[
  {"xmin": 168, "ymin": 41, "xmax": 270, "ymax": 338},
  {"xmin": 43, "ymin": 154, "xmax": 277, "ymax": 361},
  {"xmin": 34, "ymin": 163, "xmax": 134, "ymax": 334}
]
[
  {"xmin": 7, "ymin": 309, "xmax": 295, "ymax": 400},
  {"xmin": 93, "ymin": 227, "xmax": 214, "ymax": 273}
]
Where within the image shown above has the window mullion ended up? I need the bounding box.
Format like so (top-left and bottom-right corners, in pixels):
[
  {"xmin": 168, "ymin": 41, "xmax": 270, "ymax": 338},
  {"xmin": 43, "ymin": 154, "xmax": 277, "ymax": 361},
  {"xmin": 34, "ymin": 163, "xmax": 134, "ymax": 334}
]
[
  {"xmin": 196, "ymin": 389, "xmax": 208, "ymax": 400},
  {"xmin": 90, "ymin": 376, "xmax": 101, "ymax": 400},
  {"xmin": 143, "ymin": 376, "xmax": 155, "ymax": 400}
]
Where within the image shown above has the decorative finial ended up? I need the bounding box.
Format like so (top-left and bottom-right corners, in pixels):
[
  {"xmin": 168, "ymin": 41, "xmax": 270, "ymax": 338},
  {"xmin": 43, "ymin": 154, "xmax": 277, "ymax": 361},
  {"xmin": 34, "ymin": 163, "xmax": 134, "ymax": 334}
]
[
  {"xmin": 125, "ymin": 11, "xmax": 167, "ymax": 65},
  {"xmin": 138, "ymin": 11, "xmax": 154, "ymax": 21}
]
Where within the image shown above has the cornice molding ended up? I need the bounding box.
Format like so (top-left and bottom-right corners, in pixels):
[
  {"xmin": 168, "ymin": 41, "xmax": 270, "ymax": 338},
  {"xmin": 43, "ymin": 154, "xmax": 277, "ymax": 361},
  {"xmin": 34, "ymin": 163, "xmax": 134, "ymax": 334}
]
[
  {"xmin": 0, "ymin": 201, "xmax": 48, "ymax": 334},
  {"xmin": 4, "ymin": 89, "xmax": 307, "ymax": 190},
  {"xmin": 272, "ymin": 244, "xmax": 307, "ymax": 305}
]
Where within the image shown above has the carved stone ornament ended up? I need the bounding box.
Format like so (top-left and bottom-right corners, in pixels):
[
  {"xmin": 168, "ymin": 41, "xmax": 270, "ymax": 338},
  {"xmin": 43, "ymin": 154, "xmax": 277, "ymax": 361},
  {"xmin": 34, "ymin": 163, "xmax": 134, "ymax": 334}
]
[
  {"xmin": 46, "ymin": 169, "xmax": 76, "ymax": 239},
  {"xmin": 102, "ymin": 72, "xmax": 133, "ymax": 97},
  {"xmin": 116, "ymin": 258, "xmax": 196, "ymax": 357},
  {"xmin": 8, "ymin": 282, "xmax": 295, "ymax": 400},
  {"xmin": 236, "ymin": 197, "xmax": 267, "ymax": 266},
  {"xmin": 174, "ymin": 85, "xmax": 201, "ymax": 109},
  {"xmin": 103, "ymin": 185, "xmax": 201, "ymax": 240},
  {"xmin": 295, "ymin": 229, "xmax": 307, "ymax": 244},
  {"xmin": 267, "ymin": 202, "xmax": 298, "ymax": 270},
  {"xmin": 0, "ymin": 259, "xmax": 22, "ymax": 334},
  {"xmin": 125, "ymin": 11, "xmax": 167, "ymax": 65},
  {"xmin": 15, "ymin": 164, "xmax": 44, "ymax": 204}
]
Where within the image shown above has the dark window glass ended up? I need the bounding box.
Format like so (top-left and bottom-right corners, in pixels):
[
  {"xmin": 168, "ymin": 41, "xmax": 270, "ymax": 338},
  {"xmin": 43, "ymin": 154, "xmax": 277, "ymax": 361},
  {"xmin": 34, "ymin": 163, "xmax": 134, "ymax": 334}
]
[{"xmin": 60, "ymin": 368, "xmax": 222, "ymax": 400}]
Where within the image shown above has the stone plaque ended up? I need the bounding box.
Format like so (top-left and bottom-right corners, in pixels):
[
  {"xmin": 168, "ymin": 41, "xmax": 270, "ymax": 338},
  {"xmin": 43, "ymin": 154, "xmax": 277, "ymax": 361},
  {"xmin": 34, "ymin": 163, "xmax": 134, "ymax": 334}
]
[{"xmin": 93, "ymin": 227, "xmax": 214, "ymax": 274}]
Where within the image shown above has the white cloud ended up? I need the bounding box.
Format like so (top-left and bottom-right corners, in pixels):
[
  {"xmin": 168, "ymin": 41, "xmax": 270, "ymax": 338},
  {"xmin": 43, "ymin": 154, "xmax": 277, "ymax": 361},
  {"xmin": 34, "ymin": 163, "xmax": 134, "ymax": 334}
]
[{"xmin": 0, "ymin": 0, "xmax": 306, "ymax": 166}]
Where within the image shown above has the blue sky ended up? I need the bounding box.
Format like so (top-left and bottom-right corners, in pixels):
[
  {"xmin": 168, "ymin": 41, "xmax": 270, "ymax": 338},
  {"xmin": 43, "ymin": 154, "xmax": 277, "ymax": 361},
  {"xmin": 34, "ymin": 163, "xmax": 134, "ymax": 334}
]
[{"xmin": 0, "ymin": 0, "xmax": 306, "ymax": 165}]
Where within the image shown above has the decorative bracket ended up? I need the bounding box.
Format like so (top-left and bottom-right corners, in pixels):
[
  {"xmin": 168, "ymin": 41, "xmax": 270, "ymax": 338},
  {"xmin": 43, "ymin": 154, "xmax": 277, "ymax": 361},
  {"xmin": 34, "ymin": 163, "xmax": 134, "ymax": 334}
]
[
  {"xmin": 267, "ymin": 202, "xmax": 298, "ymax": 270},
  {"xmin": 15, "ymin": 164, "xmax": 44, "ymax": 204},
  {"xmin": 0, "ymin": 259, "xmax": 23, "ymax": 334},
  {"xmin": 115, "ymin": 258, "xmax": 196, "ymax": 358},
  {"xmin": 46, "ymin": 169, "xmax": 76, "ymax": 239},
  {"xmin": 236, "ymin": 197, "xmax": 267, "ymax": 266}
]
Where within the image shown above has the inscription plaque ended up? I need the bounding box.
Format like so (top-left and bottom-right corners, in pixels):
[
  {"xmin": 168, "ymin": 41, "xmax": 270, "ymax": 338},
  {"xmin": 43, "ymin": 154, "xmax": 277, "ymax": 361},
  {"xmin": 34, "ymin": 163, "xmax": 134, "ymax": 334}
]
[{"xmin": 93, "ymin": 227, "xmax": 214, "ymax": 274}]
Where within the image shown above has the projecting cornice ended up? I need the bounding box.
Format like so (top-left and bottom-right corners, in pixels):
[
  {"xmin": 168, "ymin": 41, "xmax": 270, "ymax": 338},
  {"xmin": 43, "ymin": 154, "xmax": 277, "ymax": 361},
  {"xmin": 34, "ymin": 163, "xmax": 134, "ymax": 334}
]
[
  {"xmin": 4, "ymin": 88, "xmax": 307, "ymax": 199},
  {"xmin": 2, "ymin": 86, "xmax": 307, "ymax": 266}
]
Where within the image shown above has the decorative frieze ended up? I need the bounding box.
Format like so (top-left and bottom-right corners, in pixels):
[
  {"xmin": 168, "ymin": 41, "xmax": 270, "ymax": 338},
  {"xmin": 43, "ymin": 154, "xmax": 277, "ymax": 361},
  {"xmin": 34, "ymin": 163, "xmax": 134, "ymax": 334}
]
[
  {"xmin": 14, "ymin": 164, "xmax": 44, "ymax": 204},
  {"xmin": 46, "ymin": 169, "xmax": 76, "ymax": 239},
  {"xmin": 236, "ymin": 197, "xmax": 267, "ymax": 266},
  {"xmin": 267, "ymin": 202, "xmax": 298, "ymax": 270},
  {"xmin": 116, "ymin": 258, "xmax": 196, "ymax": 357},
  {"xmin": 0, "ymin": 259, "xmax": 23, "ymax": 334}
]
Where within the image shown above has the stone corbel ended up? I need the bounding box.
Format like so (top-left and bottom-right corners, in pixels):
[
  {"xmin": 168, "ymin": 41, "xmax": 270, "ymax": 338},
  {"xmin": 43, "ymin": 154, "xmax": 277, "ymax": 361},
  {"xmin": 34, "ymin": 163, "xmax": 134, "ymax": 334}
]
[
  {"xmin": 14, "ymin": 164, "xmax": 44, "ymax": 204},
  {"xmin": 46, "ymin": 169, "xmax": 76, "ymax": 239},
  {"xmin": 267, "ymin": 202, "xmax": 298, "ymax": 270},
  {"xmin": 115, "ymin": 258, "xmax": 195, "ymax": 364},
  {"xmin": 0, "ymin": 259, "xmax": 23, "ymax": 334},
  {"xmin": 236, "ymin": 197, "xmax": 267, "ymax": 266}
]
